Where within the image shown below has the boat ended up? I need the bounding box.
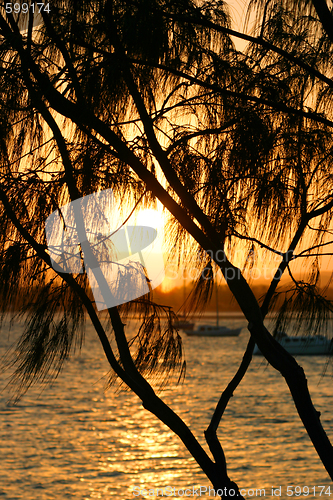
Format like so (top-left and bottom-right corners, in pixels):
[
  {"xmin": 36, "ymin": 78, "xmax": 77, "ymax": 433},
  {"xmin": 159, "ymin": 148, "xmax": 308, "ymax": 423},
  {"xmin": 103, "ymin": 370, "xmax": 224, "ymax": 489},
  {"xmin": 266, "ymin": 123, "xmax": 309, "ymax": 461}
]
[
  {"xmin": 183, "ymin": 281, "xmax": 242, "ymax": 337},
  {"xmin": 174, "ymin": 278, "xmax": 195, "ymax": 331},
  {"xmin": 174, "ymin": 316, "xmax": 195, "ymax": 331},
  {"xmin": 253, "ymin": 332, "xmax": 333, "ymax": 355},
  {"xmin": 184, "ymin": 325, "xmax": 242, "ymax": 337}
]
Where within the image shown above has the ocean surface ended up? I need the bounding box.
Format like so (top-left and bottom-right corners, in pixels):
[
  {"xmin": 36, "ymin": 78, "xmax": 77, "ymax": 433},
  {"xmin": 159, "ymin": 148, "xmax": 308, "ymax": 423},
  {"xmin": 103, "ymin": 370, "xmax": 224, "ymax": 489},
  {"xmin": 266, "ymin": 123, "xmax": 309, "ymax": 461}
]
[{"xmin": 0, "ymin": 316, "xmax": 332, "ymax": 499}]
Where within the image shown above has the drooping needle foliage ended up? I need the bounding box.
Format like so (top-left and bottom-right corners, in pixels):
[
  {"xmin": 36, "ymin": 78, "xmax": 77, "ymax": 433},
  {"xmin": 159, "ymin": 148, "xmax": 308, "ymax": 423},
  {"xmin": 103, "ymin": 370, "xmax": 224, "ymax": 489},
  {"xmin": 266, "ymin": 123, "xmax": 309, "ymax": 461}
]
[{"xmin": 1, "ymin": 0, "xmax": 333, "ymax": 494}]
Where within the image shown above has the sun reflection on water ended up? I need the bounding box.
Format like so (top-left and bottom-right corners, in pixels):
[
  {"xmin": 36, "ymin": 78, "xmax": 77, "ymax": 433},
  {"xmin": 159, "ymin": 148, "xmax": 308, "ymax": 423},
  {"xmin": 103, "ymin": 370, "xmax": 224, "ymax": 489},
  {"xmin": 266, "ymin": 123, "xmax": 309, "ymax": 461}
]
[{"xmin": 0, "ymin": 319, "xmax": 332, "ymax": 499}]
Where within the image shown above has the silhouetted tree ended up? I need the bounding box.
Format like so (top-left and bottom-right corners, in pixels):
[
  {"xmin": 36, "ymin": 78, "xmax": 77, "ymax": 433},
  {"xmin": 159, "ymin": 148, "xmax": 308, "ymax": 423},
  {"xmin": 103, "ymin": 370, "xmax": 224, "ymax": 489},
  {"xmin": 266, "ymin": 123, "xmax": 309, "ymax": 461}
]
[{"xmin": 0, "ymin": 1, "xmax": 333, "ymax": 497}]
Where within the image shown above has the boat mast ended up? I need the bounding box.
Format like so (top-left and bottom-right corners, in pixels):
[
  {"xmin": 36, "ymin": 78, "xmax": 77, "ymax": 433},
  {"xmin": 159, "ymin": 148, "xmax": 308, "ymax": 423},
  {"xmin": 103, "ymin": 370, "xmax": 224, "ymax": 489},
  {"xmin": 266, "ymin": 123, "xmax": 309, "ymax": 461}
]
[
  {"xmin": 216, "ymin": 279, "xmax": 219, "ymax": 327},
  {"xmin": 182, "ymin": 275, "xmax": 186, "ymax": 319}
]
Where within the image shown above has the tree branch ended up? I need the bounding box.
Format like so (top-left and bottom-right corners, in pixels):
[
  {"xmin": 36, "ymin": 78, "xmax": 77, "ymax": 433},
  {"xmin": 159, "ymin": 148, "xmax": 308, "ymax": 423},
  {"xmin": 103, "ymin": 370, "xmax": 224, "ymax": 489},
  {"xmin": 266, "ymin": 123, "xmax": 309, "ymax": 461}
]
[
  {"xmin": 164, "ymin": 12, "xmax": 333, "ymax": 88},
  {"xmin": 311, "ymin": 0, "xmax": 333, "ymax": 44},
  {"xmin": 205, "ymin": 337, "xmax": 256, "ymax": 471},
  {"xmin": 106, "ymin": 14, "xmax": 220, "ymax": 245},
  {"xmin": 308, "ymin": 196, "xmax": 333, "ymax": 219}
]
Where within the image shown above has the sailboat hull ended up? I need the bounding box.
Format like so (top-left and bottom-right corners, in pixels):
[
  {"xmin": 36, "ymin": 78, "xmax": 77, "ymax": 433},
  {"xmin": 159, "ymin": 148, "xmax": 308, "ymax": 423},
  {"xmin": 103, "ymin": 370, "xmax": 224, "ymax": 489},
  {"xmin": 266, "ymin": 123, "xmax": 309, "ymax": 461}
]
[
  {"xmin": 184, "ymin": 326, "xmax": 242, "ymax": 337},
  {"xmin": 175, "ymin": 320, "xmax": 195, "ymax": 331},
  {"xmin": 253, "ymin": 335, "xmax": 333, "ymax": 355}
]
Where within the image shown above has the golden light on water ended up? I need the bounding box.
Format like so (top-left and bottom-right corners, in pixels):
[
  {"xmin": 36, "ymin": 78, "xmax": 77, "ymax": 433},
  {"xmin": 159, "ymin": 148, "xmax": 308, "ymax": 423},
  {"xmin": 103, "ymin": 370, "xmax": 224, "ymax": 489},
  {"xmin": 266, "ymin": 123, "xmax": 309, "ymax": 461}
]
[{"xmin": 0, "ymin": 318, "xmax": 332, "ymax": 498}]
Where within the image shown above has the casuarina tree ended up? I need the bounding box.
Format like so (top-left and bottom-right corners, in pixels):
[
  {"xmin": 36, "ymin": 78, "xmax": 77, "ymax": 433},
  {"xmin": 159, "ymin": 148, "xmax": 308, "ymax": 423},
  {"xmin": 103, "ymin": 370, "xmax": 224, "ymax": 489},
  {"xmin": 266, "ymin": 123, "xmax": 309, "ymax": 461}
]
[{"xmin": 0, "ymin": 1, "xmax": 333, "ymax": 497}]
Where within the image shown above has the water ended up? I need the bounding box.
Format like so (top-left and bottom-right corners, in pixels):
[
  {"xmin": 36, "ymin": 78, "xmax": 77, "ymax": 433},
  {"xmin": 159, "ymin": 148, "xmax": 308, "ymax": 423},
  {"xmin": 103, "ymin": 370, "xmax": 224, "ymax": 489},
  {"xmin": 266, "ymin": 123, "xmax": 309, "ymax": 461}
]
[{"xmin": 0, "ymin": 317, "xmax": 332, "ymax": 499}]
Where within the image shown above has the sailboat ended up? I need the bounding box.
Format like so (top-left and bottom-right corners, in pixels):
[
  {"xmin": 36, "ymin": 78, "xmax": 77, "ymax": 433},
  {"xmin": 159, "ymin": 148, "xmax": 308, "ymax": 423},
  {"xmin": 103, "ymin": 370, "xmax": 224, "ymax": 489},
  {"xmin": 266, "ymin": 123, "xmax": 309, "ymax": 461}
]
[
  {"xmin": 174, "ymin": 278, "xmax": 195, "ymax": 331},
  {"xmin": 183, "ymin": 282, "xmax": 242, "ymax": 337},
  {"xmin": 174, "ymin": 316, "xmax": 195, "ymax": 331},
  {"xmin": 253, "ymin": 331, "xmax": 333, "ymax": 355}
]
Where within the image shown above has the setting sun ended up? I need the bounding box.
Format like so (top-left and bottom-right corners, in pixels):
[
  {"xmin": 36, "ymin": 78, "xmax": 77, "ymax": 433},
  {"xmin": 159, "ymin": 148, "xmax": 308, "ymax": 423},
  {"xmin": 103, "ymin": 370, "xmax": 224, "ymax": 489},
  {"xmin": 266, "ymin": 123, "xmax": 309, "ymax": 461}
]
[{"xmin": 135, "ymin": 208, "xmax": 164, "ymax": 231}]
